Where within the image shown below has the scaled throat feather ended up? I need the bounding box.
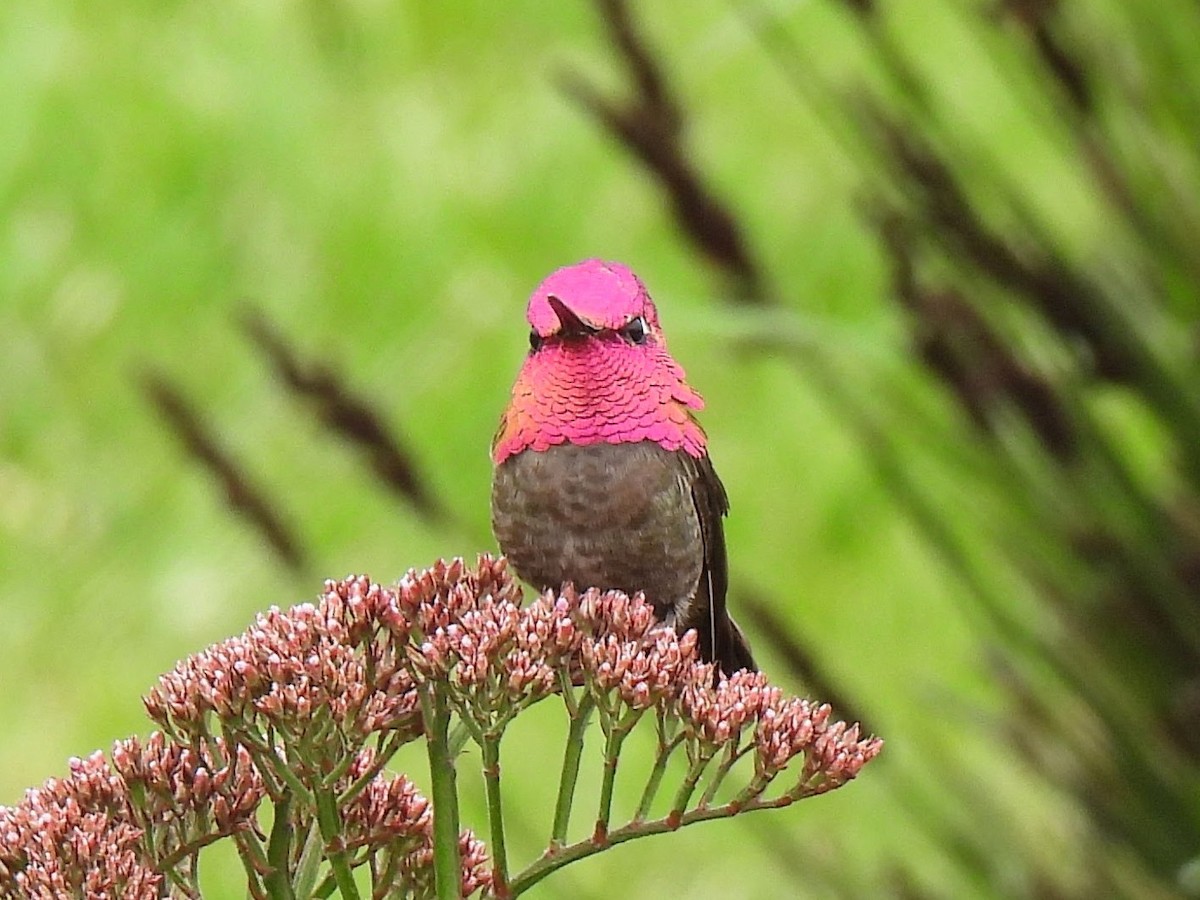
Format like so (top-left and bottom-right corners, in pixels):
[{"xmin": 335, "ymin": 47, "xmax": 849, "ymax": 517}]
[{"xmin": 492, "ymin": 336, "xmax": 708, "ymax": 464}]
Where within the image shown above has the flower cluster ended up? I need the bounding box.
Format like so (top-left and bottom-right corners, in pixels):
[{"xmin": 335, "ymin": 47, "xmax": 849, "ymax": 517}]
[
  {"xmin": 144, "ymin": 575, "xmax": 421, "ymax": 747},
  {"xmin": 0, "ymin": 734, "xmax": 487, "ymax": 899},
  {"xmin": 531, "ymin": 582, "xmax": 881, "ymax": 802},
  {"xmin": 339, "ymin": 750, "xmax": 492, "ymax": 897},
  {"xmin": 142, "ymin": 556, "xmax": 880, "ymax": 800},
  {"xmin": 0, "ymin": 736, "xmax": 260, "ymax": 899},
  {"xmin": 403, "ymin": 558, "xmax": 548, "ymax": 720},
  {"xmin": 111, "ymin": 732, "xmax": 264, "ymax": 836},
  {"xmin": 0, "ymin": 555, "xmax": 881, "ymax": 898},
  {"xmin": 681, "ymin": 668, "xmax": 779, "ymax": 746}
]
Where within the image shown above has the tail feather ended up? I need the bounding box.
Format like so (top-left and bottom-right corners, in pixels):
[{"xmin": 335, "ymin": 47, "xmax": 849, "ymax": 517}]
[{"xmin": 714, "ymin": 613, "xmax": 756, "ymax": 675}]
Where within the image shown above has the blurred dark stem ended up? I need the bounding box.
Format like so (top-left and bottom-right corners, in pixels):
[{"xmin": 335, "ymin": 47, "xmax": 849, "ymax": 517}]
[
  {"xmin": 992, "ymin": 645, "xmax": 1200, "ymax": 871},
  {"xmin": 866, "ymin": 106, "xmax": 1200, "ymax": 481},
  {"xmin": 870, "ymin": 207, "xmax": 1077, "ymax": 459},
  {"xmin": 866, "ymin": 107, "xmax": 1127, "ymax": 372},
  {"xmin": 968, "ymin": 0, "xmax": 1200, "ymax": 296},
  {"xmin": 139, "ymin": 371, "xmax": 306, "ymax": 570},
  {"xmin": 991, "ymin": 0, "xmax": 1092, "ymax": 114},
  {"xmin": 592, "ymin": 0, "xmax": 682, "ymax": 136},
  {"xmin": 240, "ymin": 309, "xmax": 448, "ymax": 527},
  {"xmin": 562, "ymin": 0, "xmax": 766, "ymax": 301}
]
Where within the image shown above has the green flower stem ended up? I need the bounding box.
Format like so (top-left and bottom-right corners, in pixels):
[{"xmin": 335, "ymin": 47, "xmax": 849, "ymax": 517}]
[
  {"xmin": 670, "ymin": 747, "xmax": 716, "ymax": 818},
  {"xmin": 258, "ymin": 748, "xmax": 317, "ymax": 810},
  {"xmin": 320, "ymin": 742, "xmax": 359, "ymax": 791},
  {"xmin": 592, "ymin": 693, "xmax": 615, "ymax": 736},
  {"xmin": 481, "ymin": 732, "xmax": 510, "ymax": 894},
  {"xmin": 557, "ymin": 670, "xmax": 580, "ymax": 718},
  {"xmin": 221, "ymin": 724, "xmax": 284, "ymax": 801},
  {"xmin": 449, "ymin": 718, "xmax": 475, "ymax": 757},
  {"xmin": 634, "ymin": 733, "xmax": 685, "ymax": 822},
  {"xmin": 496, "ymin": 690, "xmax": 546, "ymax": 730},
  {"xmin": 511, "ymin": 794, "xmax": 797, "ymax": 896},
  {"xmin": 550, "ymin": 693, "xmax": 595, "ymax": 847},
  {"xmin": 420, "ymin": 682, "xmax": 463, "ymax": 900},
  {"xmin": 155, "ymin": 863, "xmax": 197, "ymax": 899},
  {"xmin": 594, "ymin": 710, "xmax": 642, "ymax": 840},
  {"xmin": 160, "ymin": 830, "xmax": 246, "ymax": 880},
  {"xmin": 371, "ymin": 850, "xmax": 403, "ymax": 900},
  {"xmin": 292, "ymin": 819, "xmax": 323, "ymax": 899},
  {"xmin": 312, "ymin": 868, "xmax": 340, "ymax": 897},
  {"xmin": 638, "ymin": 715, "xmax": 686, "ymax": 830},
  {"xmin": 698, "ymin": 742, "xmax": 751, "ymax": 809},
  {"xmin": 731, "ymin": 771, "xmax": 772, "ymax": 808},
  {"xmin": 263, "ymin": 793, "xmax": 296, "ymax": 900},
  {"xmin": 314, "ymin": 787, "xmax": 361, "ymax": 900},
  {"xmin": 158, "ymin": 834, "xmax": 230, "ymax": 898},
  {"xmin": 451, "ymin": 705, "xmax": 487, "ymax": 749},
  {"xmin": 300, "ymin": 705, "xmax": 334, "ymax": 757},
  {"xmin": 312, "ymin": 872, "xmax": 336, "ymax": 899},
  {"xmin": 231, "ymin": 830, "xmax": 271, "ymax": 900}
]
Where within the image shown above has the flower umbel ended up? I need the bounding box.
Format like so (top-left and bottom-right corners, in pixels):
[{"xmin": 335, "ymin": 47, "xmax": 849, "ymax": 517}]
[{"xmin": 0, "ymin": 556, "xmax": 881, "ymax": 899}]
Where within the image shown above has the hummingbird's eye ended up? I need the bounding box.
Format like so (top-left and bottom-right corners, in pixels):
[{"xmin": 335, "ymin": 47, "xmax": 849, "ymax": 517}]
[
  {"xmin": 528, "ymin": 330, "xmax": 543, "ymax": 351},
  {"xmin": 621, "ymin": 316, "xmax": 648, "ymax": 345}
]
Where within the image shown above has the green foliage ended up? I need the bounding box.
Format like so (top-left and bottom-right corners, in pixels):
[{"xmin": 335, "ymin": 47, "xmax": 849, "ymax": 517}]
[{"xmin": 3, "ymin": 0, "xmax": 1198, "ymax": 897}]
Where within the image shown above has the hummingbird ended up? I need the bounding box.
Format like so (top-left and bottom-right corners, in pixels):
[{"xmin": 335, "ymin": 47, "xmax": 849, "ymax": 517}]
[{"xmin": 490, "ymin": 259, "xmax": 756, "ymax": 675}]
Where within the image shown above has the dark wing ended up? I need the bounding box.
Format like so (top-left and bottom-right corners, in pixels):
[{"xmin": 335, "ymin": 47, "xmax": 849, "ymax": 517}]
[{"xmin": 685, "ymin": 452, "xmax": 757, "ymax": 675}]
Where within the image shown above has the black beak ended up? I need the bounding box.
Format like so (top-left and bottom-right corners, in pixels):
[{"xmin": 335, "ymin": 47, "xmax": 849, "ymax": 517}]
[{"xmin": 547, "ymin": 295, "xmax": 598, "ymax": 338}]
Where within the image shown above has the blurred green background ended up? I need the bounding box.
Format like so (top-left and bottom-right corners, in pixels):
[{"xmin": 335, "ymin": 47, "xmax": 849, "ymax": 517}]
[{"xmin": 3, "ymin": 1, "xmax": 1199, "ymax": 897}]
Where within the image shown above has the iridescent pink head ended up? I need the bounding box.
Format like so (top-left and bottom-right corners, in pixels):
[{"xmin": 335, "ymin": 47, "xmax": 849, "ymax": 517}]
[
  {"xmin": 525, "ymin": 258, "xmax": 660, "ymax": 337},
  {"xmin": 492, "ymin": 259, "xmax": 707, "ymax": 463}
]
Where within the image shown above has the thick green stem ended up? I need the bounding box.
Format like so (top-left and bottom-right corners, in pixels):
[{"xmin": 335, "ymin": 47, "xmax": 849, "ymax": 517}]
[
  {"xmin": 314, "ymin": 787, "xmax": 360, "ymax": 900},
  {"xmin": 481, "ymin": 733, "xmax": 510, "ymax": 895},
  {"xmin": 421, "ymin": 683, "xmax": 463, "ymax": 900},
  {"xmin": 550, "ymin": 694, "xmax": 594, "ymax": 847},
  {"xmin": 263, "ymin": 794, "xmax": 296, "ymax": 900}
]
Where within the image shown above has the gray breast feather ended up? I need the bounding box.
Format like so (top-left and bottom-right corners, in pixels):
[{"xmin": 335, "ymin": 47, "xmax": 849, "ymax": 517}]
[{"xmin": 491, "ymin": 441, "xmax": 704, "ymax": 620}]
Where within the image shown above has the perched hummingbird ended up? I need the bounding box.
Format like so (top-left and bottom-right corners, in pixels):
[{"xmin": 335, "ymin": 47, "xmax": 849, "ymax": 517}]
[{"xmin": 490, "ymin": 259, "xmax": 756, "ymax": 675}]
